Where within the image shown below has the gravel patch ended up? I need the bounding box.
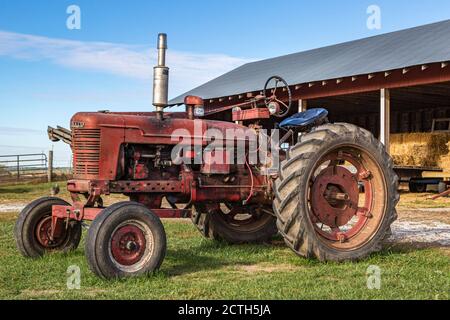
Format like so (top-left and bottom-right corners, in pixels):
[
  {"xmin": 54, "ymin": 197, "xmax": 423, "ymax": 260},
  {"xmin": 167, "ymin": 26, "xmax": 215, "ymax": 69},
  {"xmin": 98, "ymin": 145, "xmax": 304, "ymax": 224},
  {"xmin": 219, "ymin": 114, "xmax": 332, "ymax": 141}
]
[
  {"xmin": 389, "ymin": 221, "xmax": 450, "ymax": 246},
  {"xmin": 405, "ymin": 208, "xmax": 450, "ymax": 213},
  {"xmin": 0, "ymin": 203, "xmax": 25, "ymax": 213}
]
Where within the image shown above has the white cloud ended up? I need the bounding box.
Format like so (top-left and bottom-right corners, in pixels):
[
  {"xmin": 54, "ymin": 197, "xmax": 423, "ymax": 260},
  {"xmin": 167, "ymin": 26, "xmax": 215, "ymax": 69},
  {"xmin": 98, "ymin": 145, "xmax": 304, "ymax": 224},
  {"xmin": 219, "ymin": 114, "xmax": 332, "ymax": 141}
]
[
  {"xmin": 0, "ymin": 126, "xmax": 42, "ymax": 135},
  {"xmin": 0, "ymin": 30, "xmax": 253, "ymax": 96}
]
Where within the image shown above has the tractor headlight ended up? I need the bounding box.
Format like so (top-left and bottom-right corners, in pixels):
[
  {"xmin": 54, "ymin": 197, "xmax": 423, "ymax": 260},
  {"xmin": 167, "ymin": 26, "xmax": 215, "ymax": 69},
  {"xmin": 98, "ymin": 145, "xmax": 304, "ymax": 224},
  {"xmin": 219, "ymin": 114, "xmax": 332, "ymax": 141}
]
[{"xmin": 268, "ymin": 102, "xmax": 279, "ymax": 115}]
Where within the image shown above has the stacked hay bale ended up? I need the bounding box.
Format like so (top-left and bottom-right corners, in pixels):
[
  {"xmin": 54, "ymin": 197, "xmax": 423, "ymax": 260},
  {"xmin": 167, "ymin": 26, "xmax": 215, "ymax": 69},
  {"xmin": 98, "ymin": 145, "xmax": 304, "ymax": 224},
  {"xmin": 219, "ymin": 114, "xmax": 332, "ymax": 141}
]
[
  {"xmin": 438, "ymin": 141, "xmax": 450, "ymax": 170},
  {"xmin": 390, "ymin": 133, "xmax": 450, "ymax": 168}
]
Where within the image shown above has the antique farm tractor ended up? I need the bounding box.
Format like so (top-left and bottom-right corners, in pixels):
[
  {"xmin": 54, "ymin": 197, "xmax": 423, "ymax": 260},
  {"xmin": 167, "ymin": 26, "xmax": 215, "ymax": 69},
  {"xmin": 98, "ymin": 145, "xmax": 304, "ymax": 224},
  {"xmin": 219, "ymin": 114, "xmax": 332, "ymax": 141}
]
[{"xmin": 15, "ymin": 34, "xmax": 399, "ymax": 279}]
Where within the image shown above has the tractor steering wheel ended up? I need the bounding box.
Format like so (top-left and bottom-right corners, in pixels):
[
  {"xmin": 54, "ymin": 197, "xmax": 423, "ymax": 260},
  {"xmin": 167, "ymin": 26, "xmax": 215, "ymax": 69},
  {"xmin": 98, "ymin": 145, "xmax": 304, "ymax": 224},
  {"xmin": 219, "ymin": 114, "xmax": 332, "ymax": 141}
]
[{"xmin": 263, "ymin": 75, "xmax": 292, "ymax": 118}]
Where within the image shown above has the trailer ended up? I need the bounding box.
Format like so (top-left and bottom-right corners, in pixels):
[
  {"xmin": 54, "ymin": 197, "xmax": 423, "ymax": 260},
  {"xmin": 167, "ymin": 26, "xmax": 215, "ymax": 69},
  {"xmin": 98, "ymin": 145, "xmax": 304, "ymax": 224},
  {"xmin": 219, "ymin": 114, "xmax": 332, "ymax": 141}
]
[{"xmin": 394, "ymin": 165, "xmax": 449, "ymax": 193}]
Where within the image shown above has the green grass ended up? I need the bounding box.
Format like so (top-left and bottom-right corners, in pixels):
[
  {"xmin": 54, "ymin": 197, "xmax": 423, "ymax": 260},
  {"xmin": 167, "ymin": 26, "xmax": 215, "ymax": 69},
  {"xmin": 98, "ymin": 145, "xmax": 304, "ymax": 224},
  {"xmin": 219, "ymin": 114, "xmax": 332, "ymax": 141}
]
[
  {"xmin": 0, "ymin": 181, "xmax": 126, "ymax": 205},
  {"xmin": 397, "ymin": 190, "xmax": 450, "ymax": 209},
  {"xmin": 0, "ymin": 215, "xmax": 449, "ymax": 300},
  {"xmin": 0, "ymin": 182, "xmax": 449, "ymax": 300},
  {"xmin": 0, "ymin": 181, "xmax": 67, "ymax": 202}
]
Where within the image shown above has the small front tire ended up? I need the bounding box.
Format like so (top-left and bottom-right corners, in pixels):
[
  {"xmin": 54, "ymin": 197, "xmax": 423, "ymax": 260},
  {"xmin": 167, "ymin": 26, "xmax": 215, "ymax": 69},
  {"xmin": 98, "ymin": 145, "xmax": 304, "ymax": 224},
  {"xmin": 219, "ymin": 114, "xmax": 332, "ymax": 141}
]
[
  {"xmin": 14, "ymin": 197, "xmax": 82, "ymax": 258},
  {"xmin": 85, "ymin": 202, "xmax": 166, "ymax": 279}
]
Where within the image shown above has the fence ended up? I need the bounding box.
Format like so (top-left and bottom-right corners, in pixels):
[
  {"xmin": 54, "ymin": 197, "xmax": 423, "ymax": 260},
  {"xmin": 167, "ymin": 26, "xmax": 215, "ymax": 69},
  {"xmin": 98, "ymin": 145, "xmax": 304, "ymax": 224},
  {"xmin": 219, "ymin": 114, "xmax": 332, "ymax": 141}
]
[{"xmin": 0, "ymin": 152, "xmax": 58, "ymax": 183}]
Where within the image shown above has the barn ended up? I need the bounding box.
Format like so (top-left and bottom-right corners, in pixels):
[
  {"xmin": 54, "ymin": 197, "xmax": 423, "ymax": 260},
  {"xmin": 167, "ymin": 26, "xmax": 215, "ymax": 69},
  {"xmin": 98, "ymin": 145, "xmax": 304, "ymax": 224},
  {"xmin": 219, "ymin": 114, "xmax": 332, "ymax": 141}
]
[{"xmin": 169, "ymin": 20, "xmax": 450, "ymax": 150}]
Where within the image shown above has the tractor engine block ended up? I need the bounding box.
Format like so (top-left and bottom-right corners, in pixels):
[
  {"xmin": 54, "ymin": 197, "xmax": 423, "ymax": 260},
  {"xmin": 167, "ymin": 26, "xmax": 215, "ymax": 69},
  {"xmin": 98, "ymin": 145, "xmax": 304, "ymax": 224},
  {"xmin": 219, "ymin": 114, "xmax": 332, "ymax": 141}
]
[{"xmin": 124, "ymin": 145, "xmax": 174, "ymax": 180}]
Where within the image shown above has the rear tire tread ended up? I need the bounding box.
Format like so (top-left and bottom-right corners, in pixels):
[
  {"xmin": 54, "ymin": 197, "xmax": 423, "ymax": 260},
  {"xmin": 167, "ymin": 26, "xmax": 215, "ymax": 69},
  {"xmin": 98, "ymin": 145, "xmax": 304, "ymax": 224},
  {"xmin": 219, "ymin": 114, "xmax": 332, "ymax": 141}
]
[{"xmin": 273, "ymin": 123, "xmax": 399, "ymax": 262}]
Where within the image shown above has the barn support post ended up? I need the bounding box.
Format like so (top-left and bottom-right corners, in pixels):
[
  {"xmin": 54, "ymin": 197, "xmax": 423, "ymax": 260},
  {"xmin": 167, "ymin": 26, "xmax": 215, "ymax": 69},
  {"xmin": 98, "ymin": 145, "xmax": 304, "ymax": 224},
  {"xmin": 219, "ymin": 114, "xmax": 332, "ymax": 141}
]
[
  {"xmin": 47, "ymin": 150, "xmax": 53, "ymax": 183},
  {"xmin": 298, "ymin": 99, "xmax": 308, "ymax": 113},
  {"xmin": 380, "ymin": 88, "xmax": 391, "ymax": 152},
  {"xmin": 297, "ymin": 99, "xmax": 308, "ymax": 139}
]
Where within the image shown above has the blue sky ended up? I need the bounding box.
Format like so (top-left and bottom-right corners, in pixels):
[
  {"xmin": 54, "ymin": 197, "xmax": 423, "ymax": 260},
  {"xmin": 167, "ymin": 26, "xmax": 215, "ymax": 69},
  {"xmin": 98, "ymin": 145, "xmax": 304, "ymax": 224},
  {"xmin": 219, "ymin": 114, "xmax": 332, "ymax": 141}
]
[{"xmin": 0, "ymin": 0, "xmax": 449, "ymax": 166}]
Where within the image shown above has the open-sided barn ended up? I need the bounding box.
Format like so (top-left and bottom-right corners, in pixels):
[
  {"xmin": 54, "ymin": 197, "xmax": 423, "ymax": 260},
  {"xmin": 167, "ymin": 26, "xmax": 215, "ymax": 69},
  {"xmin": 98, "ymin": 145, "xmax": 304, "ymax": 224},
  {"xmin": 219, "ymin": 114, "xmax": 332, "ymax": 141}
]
[{"xmin": 170, "ymin": 20, "xmax": 450, "ymax": 154}]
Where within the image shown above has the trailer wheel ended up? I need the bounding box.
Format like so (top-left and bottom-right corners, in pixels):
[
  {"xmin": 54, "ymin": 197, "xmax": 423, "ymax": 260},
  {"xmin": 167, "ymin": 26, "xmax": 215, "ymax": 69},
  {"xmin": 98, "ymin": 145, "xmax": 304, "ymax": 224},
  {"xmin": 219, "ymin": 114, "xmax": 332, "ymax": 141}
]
[
  {"xmin": 415, "ymin": 183, "xmax": 427, "ymax": 193},
  {"xmin": 438, "ymin": 182, "xmax": 448, "ymax": 195},
  {"xmin": 85, "ymin": 202, "xmax": 166, "ymax": 279},
  {"xmin": 191, "ymin": 204, "xmax": 277, "ymax": 243},
  {"xmin": 273, "ymin": 123, "xmax": 399, "ymax": 262},
  {"xmin": 408, "ymin": 181, "xmax": 418, "ymax": 193},
  {"xmin": 14, "ymin": 197, "xmax": 82, "ymax": 258},
  {"xmin": 409, "ymin": 181, "xmax": 427, "ymax": 193}
]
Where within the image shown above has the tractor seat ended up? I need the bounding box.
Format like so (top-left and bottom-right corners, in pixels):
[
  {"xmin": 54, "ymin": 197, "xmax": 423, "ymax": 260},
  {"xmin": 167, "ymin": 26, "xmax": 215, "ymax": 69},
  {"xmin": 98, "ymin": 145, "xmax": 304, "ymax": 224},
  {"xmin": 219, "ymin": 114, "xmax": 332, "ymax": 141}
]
[{"xmin": 279, "ymin": 108, "xmax": 329, "ymax": 131}]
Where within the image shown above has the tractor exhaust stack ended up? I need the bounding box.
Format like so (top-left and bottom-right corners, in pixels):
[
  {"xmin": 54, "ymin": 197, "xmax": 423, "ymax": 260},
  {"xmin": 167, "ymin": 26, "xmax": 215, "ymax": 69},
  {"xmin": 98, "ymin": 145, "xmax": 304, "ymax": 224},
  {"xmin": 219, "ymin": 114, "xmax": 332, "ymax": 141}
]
[{"xmin": 153, "ymin": 33, "xmax": 169, "ymax": 119}]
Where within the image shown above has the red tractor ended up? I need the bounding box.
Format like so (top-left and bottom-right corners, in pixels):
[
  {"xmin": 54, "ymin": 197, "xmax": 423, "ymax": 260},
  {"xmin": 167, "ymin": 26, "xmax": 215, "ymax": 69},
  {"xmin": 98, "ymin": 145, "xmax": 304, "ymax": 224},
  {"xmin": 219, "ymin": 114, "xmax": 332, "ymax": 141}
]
[{"xmin": 15, "ymin": 34, "xmax": 398, "ymax": 279}]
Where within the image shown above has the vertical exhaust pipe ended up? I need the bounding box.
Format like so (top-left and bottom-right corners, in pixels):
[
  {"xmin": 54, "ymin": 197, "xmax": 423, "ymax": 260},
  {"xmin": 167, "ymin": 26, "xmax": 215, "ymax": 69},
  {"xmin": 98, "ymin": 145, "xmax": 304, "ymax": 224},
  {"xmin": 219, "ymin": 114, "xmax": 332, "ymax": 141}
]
[{"xmin": 153, "ymin": 33, "xmax": 169, "ymax": 119}]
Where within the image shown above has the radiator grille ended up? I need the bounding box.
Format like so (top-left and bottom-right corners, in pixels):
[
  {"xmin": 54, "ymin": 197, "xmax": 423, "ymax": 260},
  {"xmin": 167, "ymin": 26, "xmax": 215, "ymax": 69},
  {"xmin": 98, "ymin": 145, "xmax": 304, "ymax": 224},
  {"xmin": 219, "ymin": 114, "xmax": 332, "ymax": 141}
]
[{"xmin": 72, "ymin": 129, "xmax": 101, "ymax": 176}]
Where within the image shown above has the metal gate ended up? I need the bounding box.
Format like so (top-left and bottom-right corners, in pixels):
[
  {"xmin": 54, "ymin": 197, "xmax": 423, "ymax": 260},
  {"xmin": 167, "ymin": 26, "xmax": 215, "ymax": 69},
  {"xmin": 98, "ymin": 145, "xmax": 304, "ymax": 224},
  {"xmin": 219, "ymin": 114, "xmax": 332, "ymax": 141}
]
[{"xmin": 0, "ymin": 153, "xmax": 48, "ymax": 183}]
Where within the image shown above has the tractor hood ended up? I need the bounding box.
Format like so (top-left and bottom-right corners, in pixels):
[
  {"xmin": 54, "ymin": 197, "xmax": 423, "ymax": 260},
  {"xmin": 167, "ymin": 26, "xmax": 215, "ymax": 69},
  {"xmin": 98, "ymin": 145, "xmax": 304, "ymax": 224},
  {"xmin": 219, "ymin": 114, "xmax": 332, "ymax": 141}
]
[{"xmin": 70, "ymin": 111, "xmax": 257, "ymax": 146}]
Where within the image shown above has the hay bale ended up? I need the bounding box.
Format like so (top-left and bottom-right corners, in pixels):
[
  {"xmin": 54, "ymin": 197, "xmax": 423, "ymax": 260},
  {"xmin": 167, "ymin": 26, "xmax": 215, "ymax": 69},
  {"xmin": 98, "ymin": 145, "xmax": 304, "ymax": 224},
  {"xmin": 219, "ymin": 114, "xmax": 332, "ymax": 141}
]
[
  {"xmin": 438, "ymin": 141, "xmax": 450, "ymax": 170},
  {"xmin": 390, "ymin": 133, "xmax": 450, "ymax": 167}
]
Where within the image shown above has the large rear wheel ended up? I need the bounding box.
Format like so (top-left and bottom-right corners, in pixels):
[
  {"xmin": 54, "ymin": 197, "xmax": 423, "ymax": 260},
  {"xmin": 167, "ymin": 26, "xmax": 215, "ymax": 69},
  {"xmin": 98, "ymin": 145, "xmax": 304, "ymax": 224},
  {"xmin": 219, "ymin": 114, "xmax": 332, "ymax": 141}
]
[
  {"xmin": 273, "ymin": 123, "xmax": 399, "ymax": 261},
  {"xmin": 191, "ymin": 203, "xmax": 277, "ymax": 244}
]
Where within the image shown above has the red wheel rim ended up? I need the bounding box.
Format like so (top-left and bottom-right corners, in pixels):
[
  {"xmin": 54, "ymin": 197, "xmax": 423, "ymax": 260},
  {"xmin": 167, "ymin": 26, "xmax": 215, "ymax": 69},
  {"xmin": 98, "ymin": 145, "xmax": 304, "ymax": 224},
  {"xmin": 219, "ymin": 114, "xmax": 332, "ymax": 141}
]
[
  {"xmin": 309, "ymin": 148, "xmax": 378, "ymax": 247},
  {"xmin": 35, "ymin": 216, "xmax": 66, "ymax": 248},
  {"xmin": 110, "ymin": 224, "xmax": 147, "ymax": 266}
]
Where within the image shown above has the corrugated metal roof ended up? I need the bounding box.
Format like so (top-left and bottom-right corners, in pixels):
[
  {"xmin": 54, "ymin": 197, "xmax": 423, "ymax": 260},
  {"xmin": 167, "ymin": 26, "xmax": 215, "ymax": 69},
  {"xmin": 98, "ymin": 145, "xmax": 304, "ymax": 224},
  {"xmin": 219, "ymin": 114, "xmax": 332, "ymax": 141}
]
[{"xmin": 169, "ymin": 19, "xmax": 450, "ymax": 105}]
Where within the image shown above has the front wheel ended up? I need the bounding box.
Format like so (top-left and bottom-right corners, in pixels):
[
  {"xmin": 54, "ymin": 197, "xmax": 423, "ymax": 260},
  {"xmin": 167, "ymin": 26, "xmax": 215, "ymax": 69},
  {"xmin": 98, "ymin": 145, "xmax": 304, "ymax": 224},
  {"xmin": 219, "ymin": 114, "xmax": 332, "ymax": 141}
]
[
  {"xmin": 85, "ymin": 202, "xmax": 166, "ymax": 279},
  {"xmin": 273, "ymin": 123, "xmax": 399, "ymax": 261},
  {"xmin": 14, "ymin": 197, "xmax": 82, "ymax": 258}
]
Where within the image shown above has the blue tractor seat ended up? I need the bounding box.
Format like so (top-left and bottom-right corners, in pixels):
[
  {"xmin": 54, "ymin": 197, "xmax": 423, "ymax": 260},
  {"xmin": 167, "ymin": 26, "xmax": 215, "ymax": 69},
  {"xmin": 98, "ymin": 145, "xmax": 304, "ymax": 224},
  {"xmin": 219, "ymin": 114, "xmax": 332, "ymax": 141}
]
[{"xmin": 279, "ymin": 108, "xmax": 329, "ymax": 130}]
